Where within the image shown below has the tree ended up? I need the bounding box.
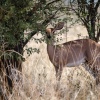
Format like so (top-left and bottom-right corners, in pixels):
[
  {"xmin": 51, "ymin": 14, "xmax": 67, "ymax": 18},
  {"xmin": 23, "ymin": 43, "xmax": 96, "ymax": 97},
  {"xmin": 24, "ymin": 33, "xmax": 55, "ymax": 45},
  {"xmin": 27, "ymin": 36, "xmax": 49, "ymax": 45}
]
[
  {"xmin": 69, "ymin": 0, "xmax": 100, "ymax": 42},
  {"xmin": 0, "ymin": 0, "xmax": 65, "ymax": 99}
]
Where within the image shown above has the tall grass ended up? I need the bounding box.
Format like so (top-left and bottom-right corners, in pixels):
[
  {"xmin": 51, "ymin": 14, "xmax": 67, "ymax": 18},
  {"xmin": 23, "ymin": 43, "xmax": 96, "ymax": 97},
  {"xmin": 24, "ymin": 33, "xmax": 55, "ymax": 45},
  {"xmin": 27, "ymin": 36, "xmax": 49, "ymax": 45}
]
[
  {"xmin": 1, "ymin": 33, "xmax": 100, "ymax": 100},
  {"xmin": 3, "ymin": 65, "xmax": 99, "ymax": 100},
  {"xmin": 16, "ymin": 34, "xmax": 100, "ymax": 100}
]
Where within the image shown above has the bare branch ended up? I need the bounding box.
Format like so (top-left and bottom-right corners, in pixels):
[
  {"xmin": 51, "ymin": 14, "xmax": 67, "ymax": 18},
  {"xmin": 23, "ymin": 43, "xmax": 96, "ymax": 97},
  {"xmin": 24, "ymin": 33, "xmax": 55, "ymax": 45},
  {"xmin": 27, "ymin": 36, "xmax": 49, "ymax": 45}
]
[
  {"xmin": 95, "ymin": 0, "xmax": 100, "ymax": 11},
  {"xmin": 96, "ymin": 29, "xmax": 100, "ymax": 42},
  {"xmin": 45, "ymin": 0, "xmax": 61, "ymax": 8},
  {"xmin": 42, "ymin": 9, "xmax": 59, "ymax": 25},
  {"xmin": 70, "ymin": 0, "xmax": 89, "ymax": 29}
]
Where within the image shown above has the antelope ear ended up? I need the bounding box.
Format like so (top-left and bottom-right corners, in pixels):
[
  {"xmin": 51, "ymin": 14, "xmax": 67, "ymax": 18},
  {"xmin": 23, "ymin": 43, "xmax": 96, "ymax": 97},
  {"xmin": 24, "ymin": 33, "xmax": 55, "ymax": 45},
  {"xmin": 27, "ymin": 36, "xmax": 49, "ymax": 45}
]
[{"xmin": 54, "ymin": 22, "xmax": 64, "ymax": 30}]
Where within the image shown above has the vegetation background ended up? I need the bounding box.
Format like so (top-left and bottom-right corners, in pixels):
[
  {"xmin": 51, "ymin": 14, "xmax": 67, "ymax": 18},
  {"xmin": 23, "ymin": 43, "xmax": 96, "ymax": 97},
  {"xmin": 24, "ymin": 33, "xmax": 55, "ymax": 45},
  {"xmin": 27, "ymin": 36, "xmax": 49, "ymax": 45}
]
[{"xmin": 0, "ymin": 0, "xmax": 100, "ymax": 100}]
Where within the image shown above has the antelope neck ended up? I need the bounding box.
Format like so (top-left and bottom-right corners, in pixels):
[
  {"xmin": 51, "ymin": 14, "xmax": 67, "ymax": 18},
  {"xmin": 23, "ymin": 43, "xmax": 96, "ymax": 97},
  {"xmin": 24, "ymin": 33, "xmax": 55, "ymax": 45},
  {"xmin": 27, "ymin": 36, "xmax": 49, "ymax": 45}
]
[{"xmin": 47, "ymin": 37, "xmax": 55, "ymax": 45}]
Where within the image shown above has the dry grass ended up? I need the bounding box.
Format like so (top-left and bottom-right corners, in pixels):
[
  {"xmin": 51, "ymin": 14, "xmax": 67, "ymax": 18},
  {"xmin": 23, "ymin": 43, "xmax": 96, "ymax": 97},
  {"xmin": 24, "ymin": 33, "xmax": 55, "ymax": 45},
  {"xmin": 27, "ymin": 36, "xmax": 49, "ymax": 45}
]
[
  {"xmin": 6, "ymin": 65, "xmax": 100, "ymax": 100},
  {"xmin": 1, "ymin": 26, "xmax": 100, "ymax": 100}
]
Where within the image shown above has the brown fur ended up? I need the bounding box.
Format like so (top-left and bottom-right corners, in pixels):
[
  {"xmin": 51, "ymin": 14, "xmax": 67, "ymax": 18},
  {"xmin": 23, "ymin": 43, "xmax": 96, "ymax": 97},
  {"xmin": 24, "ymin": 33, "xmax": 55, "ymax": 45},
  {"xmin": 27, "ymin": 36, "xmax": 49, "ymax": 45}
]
[{"xmin": 46, "ymin": 22, "xmax": 100, "ymax": 85}]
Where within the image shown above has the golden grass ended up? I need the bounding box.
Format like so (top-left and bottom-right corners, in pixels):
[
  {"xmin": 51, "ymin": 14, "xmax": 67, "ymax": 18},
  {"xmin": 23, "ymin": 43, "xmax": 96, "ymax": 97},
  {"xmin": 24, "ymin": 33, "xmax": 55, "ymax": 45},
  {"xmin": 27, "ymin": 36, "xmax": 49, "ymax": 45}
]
[
  {"xmin": 17, "ymin": 33, "xmax": 100, "ymax": 100},
  {"xmin": 1, "ymin": 27, "xmax": 100, "ymax": 100},
  {"xmin": 6, "ymin": 65, "xmax": 100, "ymax": 100}
]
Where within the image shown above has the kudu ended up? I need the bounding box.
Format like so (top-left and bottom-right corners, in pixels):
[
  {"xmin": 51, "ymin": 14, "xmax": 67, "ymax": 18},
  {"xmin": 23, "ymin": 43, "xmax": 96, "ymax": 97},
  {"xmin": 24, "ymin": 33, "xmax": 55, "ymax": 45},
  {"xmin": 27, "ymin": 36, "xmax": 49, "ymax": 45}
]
[{"xmin": 46, "ymin": 22, "xmax": 100, "ymax": 85}]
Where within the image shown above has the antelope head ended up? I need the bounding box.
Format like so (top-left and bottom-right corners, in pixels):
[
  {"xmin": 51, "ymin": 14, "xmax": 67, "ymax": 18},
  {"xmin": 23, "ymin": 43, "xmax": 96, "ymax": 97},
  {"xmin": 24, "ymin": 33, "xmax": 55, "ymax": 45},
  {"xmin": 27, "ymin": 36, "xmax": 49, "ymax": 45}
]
[{"xmin": 46, "ymin": 22, "xmax": 64, "ymax": 39}]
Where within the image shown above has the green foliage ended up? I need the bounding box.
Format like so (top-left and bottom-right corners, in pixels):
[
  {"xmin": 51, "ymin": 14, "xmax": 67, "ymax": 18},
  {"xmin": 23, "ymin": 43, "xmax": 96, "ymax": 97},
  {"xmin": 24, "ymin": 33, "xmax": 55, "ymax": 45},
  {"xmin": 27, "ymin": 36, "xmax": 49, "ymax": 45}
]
[
  {"xmin": 69, "ymin": 0, "xmax": 100, "ymax": 41},
  {"xmin": 0, "ymin": 0, "xmax": 31, "ymax": 49},
  {"xmin": 0, "ymin": 0, "xmax": 66, "ymax": 59},
  {"xmin": 0, "ymin": 1, "xmax": 38, "ymax": 50},
  {"xmin": 25, "ymin": 47, "xmax": 40, "ymax": 56}
]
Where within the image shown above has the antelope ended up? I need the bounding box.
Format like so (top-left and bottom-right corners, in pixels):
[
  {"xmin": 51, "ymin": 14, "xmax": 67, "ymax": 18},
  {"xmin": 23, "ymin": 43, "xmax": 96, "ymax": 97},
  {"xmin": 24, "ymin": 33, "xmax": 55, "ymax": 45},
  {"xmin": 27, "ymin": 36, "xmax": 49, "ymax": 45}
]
[{"xmin": 46, "ymin": 22, "xmax": 100, "ymax": 85}]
